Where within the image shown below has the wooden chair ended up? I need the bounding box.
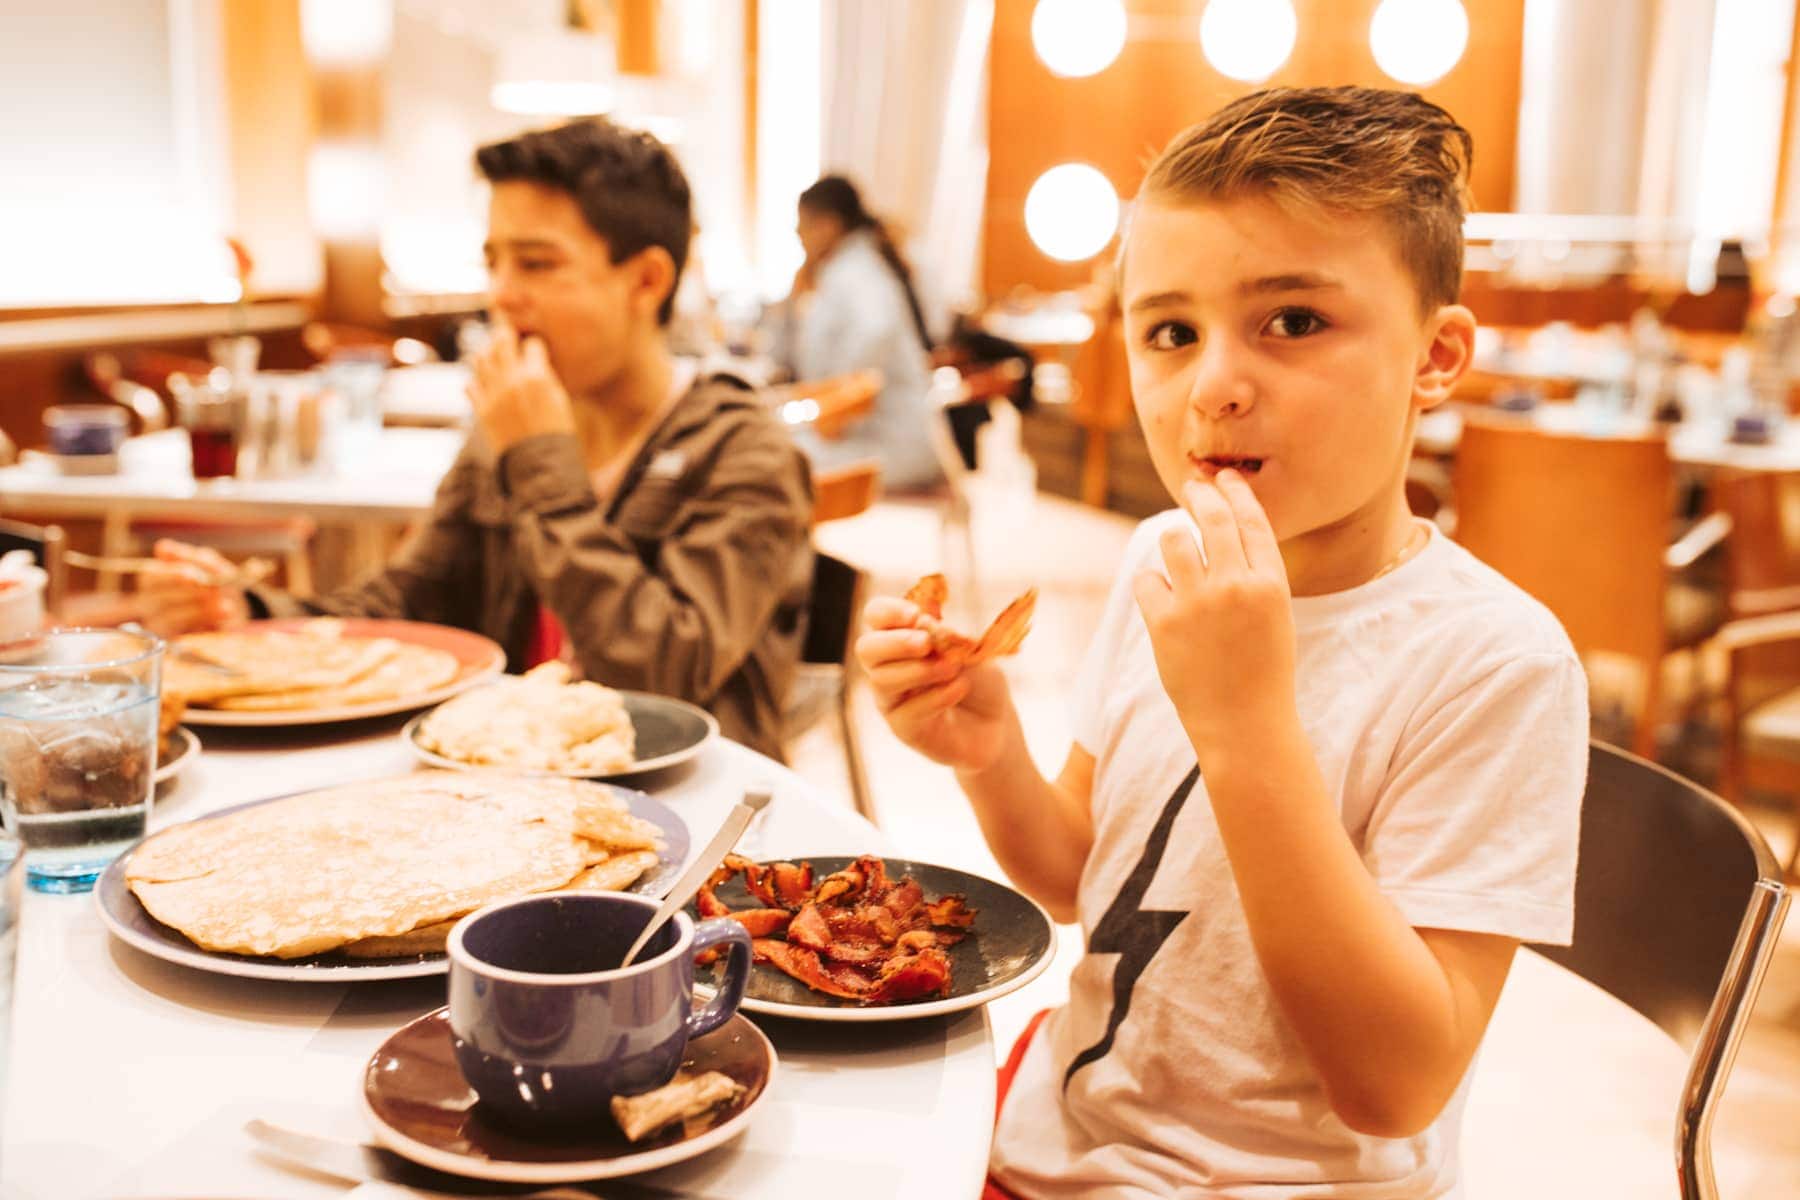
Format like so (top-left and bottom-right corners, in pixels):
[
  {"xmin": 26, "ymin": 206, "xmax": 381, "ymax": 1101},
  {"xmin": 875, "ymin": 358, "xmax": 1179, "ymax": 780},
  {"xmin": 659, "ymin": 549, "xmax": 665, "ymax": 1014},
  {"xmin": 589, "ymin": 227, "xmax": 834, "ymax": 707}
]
[
  {"xmin": 0, "ymin": 518, "xmax": 66, "ymax": 620},
  {"xmin": 812, "ymin": 460, "xmax": 882, "ymax": 525},
  {"xmin": 1707, "ymin": 470, "xmax": 1800, "ymax": 868},
  {"xmin": 1453, "ymin": 416, "xmax": 1726, "ymax": 758},
  {"xmin": 1532, "ymin": 743, "xmax": 1788, "ymax": 1199},
  {"xmin": 782, "ymin": 461, "xmax": 882, "ymax": 825}
]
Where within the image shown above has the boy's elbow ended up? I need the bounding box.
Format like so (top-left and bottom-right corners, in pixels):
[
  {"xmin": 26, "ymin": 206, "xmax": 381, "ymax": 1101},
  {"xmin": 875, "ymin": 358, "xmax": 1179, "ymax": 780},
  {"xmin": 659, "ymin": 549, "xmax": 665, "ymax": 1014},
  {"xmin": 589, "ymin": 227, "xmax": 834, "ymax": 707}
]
[{"xmin": 1327, "ymin": 1082, "xmax": 1453, "ymax": 1140}]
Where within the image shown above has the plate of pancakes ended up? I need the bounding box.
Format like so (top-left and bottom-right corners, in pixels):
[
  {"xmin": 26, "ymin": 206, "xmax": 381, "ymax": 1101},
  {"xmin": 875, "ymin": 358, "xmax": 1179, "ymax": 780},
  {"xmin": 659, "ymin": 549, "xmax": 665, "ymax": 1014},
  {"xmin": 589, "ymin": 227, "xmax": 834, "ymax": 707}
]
[
  {"xmin": 95, "ymin": 771, "xmax": 690, "ymax": 981},
  {"xmin": 165, "ymin": 617, "xmax": 505, "ymax": 728}
]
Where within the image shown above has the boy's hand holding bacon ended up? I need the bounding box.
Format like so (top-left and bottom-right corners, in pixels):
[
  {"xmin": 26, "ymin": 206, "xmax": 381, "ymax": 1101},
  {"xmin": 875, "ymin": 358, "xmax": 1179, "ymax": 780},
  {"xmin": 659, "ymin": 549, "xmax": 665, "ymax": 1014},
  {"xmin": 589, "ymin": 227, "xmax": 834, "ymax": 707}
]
[
  {"xmin": 1133, "ymin": 469, "xmax": 1299, "ymax": 760},
  {"xmin": 854, "ymin": 575, "xmax": 1037, "ymax": 774}
]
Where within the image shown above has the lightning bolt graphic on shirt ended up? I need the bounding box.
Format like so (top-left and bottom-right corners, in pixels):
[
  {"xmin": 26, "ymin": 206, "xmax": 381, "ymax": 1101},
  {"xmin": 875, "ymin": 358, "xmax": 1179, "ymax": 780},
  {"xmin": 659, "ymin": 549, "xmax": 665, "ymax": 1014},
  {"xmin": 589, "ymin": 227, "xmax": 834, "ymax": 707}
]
[{"xmin": 1063, "ymin": 765, "xmax": 1199, "ymax": 1092}]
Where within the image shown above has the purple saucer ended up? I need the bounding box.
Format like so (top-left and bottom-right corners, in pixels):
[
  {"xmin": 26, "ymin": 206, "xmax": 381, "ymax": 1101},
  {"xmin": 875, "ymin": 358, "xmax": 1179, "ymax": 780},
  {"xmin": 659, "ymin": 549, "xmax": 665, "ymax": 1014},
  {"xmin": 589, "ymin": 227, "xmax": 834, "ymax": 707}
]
[{"xmin": 361, "ymin": 1006, "xmax": 775, "ymax": 1183}]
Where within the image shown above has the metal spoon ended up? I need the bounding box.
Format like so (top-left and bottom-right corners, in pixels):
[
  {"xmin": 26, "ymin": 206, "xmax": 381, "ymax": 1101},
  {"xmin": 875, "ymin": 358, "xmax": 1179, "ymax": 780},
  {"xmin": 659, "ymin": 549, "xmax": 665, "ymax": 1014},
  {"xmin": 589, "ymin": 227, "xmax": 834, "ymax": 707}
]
[{"xmin": 620, "ymin": 787, "xmax": 772, "ymax": 967}]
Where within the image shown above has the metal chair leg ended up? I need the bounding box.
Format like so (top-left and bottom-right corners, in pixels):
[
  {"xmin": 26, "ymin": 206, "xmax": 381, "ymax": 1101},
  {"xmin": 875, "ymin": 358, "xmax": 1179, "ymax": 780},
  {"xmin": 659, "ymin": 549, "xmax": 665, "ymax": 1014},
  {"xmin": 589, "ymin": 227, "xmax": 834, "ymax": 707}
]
[{"xmin": 836, "ymin": 683, "xmax": 875, "ymax": 827}]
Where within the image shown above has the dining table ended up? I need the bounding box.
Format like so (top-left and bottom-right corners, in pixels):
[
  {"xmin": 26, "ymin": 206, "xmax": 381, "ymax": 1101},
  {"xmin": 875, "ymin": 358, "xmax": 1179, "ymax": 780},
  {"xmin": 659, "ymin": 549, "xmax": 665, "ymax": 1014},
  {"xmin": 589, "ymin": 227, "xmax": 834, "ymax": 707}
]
[
  {"xmin": 1415, "ymin": 402, "xmax": 1800, "ymax": 473},
  {"xmin": 0, "ymin": 427, "xmax": 465, "ymax": 590},
  {"xmin": 0, "ymin": 720, "xmax": 998, "ymax": 1199}
]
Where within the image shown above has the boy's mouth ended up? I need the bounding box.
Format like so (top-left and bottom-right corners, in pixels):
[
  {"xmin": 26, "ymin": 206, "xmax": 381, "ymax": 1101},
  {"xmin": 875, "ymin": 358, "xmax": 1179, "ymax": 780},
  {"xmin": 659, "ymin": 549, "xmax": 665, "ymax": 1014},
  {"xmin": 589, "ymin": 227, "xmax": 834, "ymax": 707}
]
[{"xmin": 1191, "ymin": 454, "xmax": 1266, "ymax": 477}]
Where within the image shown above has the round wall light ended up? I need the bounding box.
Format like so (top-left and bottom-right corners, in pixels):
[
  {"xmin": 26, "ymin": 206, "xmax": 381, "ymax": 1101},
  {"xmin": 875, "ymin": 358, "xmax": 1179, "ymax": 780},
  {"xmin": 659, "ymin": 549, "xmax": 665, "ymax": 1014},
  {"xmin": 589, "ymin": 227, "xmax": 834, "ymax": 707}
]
[
  {"xmin": 1199, "ymin": 0, "xmax": 1297, "ymax": 83},
  {"xmin": 1370, "ymin": 0, "xmax": 1470, "ymax": 85},
  {"xmin": 1031, "ymin": 0, "xmax": 1128, "ymax": 79},
  {"xmin": 1025, "ymin": 164, "xmax": 1121, "ymax": 262}
]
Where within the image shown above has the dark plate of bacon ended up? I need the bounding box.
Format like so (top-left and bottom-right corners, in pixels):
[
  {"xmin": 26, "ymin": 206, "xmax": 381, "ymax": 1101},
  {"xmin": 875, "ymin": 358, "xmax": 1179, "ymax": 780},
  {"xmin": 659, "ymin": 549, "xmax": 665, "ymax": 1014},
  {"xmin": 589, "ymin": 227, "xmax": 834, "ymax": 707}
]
[{"xmin": 692, "ymin": 854, "xmax": 1055, "ymax": 1022}]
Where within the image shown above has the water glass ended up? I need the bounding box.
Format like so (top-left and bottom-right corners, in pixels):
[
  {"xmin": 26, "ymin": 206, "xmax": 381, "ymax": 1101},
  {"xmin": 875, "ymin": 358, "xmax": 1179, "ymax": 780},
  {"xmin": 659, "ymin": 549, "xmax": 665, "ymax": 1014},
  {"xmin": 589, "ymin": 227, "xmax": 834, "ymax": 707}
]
[{"xmin": 0, "ymin": 629, "xmax": 163, "ymax": 893}]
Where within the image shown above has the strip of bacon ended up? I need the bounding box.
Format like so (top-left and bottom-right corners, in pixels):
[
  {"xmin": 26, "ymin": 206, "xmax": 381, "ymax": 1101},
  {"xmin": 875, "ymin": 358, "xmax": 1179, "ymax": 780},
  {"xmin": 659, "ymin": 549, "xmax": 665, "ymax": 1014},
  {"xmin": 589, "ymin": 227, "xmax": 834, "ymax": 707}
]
[
  {"xmin": 787, "ymin": 903, "xmax": 888, "ymax": 965},
  {"xmin": 814, "ymin": 863, "xmax": 866, "ymax": 905},
  {"xmin": 878, "ymin": 879, "xmax": 924, "ymax": 923},
  {"xmin": 824, "ymin": 904, "xmax": 900, "ymax": 945},
  {"xmin": 923, "ymin": 895, "xmax": 976, "ymax": 929},
  {"xmin": 863, "ymin": 947, "xmax": 952, "ymax": 1002},
  {"xmin": 751, "ymin": 939, "xmax": 875, "ymax": 1001},
  {"xmin": 728, "ymin": 908, "xmax": 794, "ymax": 937},
  {"xmin": 769, "ymin": 861, "xmax": 815, "ymax": 906},
  {"xmin": 905, "ymin": 574, "xmax": 949, "ymax": 621}
]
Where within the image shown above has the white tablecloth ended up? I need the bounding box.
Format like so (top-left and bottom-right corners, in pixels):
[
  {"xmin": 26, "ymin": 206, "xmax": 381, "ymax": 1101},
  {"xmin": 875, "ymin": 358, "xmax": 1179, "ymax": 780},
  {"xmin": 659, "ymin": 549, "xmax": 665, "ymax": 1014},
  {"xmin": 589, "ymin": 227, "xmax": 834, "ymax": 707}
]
[{"xmin": 0, "ymin": 725, "xmax": 996, "ymax": 1198}]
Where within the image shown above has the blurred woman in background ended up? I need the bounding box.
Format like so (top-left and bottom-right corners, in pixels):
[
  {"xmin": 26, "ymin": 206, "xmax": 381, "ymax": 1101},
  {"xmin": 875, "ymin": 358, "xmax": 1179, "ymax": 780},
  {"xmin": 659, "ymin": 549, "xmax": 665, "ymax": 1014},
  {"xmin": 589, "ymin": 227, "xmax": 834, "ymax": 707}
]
[{"xmin": 766, "ymin": 175, "xmax": 941, "ymax": 489}]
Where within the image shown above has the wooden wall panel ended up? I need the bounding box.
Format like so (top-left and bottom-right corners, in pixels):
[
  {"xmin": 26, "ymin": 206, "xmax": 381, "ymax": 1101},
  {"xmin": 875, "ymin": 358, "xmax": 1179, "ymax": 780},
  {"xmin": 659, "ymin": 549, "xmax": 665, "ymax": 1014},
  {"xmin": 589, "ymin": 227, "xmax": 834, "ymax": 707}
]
[
  {"xmin": 221, "ymin": 0, "xmax": 319, "ymax": 301},
  {"xmin": 985, "ymin": 0, "xmax": 1526, "ymax": 296}
]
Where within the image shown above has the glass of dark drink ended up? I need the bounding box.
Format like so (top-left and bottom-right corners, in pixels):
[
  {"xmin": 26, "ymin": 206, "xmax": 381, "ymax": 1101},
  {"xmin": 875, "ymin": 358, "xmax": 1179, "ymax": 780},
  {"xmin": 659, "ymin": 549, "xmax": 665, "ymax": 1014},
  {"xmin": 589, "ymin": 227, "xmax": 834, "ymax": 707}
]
[{"xmin": 168, "ymin": 372, "xmax": 239, "ymax": 480}]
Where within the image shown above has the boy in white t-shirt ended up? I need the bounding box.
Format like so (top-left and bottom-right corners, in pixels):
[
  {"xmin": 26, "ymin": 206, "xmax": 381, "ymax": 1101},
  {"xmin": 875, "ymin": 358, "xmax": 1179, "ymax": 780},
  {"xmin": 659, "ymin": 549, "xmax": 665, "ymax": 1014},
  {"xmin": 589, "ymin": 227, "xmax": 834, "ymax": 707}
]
[{"xmin": 856, "ymin": 87, "xmax": 1586, "ymax": 1198}]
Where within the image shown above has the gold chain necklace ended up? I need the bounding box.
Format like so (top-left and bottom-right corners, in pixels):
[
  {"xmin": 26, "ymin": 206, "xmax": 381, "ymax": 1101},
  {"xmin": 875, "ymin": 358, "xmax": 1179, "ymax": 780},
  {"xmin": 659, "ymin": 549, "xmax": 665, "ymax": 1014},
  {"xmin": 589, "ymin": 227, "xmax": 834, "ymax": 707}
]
[{"xmin": 1367, "ymin": 521, "xmax": 1431, "ymax": 585}]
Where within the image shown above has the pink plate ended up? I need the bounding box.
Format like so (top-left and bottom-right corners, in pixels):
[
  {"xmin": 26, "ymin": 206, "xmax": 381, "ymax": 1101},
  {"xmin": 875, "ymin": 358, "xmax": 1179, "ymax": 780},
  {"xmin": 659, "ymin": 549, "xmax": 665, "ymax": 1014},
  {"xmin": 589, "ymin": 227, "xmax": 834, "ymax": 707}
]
[{"xmin": 180, "ymin": 618, "xmax": 507, "ymax": 728}]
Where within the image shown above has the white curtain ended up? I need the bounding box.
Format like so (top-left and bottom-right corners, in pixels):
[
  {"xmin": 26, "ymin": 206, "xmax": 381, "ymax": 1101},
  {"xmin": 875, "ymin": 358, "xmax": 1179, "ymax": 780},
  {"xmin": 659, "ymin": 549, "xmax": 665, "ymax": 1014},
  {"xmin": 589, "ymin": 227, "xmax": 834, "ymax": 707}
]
[
  {"xmin": 1509, "ymin": 0, "xmax": 1719, "ymax": 281},
  {"xmin": 818, "ymin": 0, "xmax": 992, "ymax": 337}
]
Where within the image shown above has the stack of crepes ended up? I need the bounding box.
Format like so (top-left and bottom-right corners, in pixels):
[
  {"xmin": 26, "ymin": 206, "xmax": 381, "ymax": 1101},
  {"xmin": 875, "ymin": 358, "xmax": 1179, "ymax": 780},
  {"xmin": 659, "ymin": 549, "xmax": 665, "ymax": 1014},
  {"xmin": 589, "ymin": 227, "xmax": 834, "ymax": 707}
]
[
  {"xmin": 164, "ymin": 618, "xmax": 460, "ymax": 713},
  {"xmin": 414, "ymin": 661, "xmax": 636, "ymax": 774},
  {"xmin": 125, "ymin": 772, "xmax": 664, "ymax": 959}
]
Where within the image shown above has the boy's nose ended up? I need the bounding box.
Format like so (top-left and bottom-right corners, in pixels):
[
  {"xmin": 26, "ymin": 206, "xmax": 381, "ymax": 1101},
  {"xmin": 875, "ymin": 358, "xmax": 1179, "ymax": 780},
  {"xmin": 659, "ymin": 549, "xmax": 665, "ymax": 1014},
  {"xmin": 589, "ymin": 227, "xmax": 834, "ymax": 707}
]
[{"xmin": 1186, "ymin": 362, "xmax": 1258, "ymax": 420}]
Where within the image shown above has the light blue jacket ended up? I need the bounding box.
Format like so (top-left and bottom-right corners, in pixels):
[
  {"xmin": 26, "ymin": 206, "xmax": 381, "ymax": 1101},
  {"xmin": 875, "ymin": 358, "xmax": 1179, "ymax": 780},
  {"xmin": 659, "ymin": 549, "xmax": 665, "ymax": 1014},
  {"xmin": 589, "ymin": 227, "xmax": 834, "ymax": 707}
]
[{"xmin": 768, "ymin": 230, "xmax": 942, "ymax": 489}]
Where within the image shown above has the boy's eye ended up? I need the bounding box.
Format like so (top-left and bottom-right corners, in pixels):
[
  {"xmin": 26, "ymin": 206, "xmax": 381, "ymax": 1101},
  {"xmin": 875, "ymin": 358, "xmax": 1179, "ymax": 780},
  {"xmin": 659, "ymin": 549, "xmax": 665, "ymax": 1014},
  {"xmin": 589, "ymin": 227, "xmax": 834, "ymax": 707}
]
[
  {"xmin": 1264, "ymin": 308, "xmax": 1327, "ymax": 339},
  {"xmin": 518, "ymin": 258, "xmax": 557, "ymax": 273},
  {"xmin": 1144, "ymin": 321, "xmax": 1198, "ymax": 351}
]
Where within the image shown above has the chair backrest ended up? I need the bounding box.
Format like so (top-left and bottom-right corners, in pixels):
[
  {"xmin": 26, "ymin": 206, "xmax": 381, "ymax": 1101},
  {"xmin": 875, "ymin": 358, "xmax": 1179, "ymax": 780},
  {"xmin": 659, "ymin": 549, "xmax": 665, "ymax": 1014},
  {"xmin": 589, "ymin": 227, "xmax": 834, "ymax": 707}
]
[
  {"xmin": 1533, "ymin": 742, "xmax": 1788, "ymax": 1199},
  {"xmin": 0, "ymin": 517, "xmax": 66, "ymax": 618},
  {"xmin": 925, "ymin": 366, "xmax": 974, "ymax": 490},
  {"xmin": 1453, "ymin": 415, "xmax": 1673, "ymax": 661},
  {"xmin": 812, "ymin": 461, "xmax": 882, "ymax": 525},
  {"xmin": 801, "ymin": 551, "xmax": 864, "ymax": 668},
  {"xmin": 1710, "ymin": 469, "xmax": 1800, "ymax": 616},
  {"xmin": 1708, "ymin": 470, "xmax": 1800, "ymax": 718}
]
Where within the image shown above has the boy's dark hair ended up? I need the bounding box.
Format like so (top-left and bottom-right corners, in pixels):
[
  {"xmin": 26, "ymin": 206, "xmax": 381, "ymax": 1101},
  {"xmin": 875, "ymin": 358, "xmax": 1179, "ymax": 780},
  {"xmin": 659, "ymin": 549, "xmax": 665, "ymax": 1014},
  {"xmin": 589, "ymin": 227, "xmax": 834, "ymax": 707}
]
[
  {"xmin": 476, "ymin": 118, "xmax": 691, "ymax": 325},
  {"xmin": 1141, "ymin": 87, "xmax": 1473, "ymax": 311}
]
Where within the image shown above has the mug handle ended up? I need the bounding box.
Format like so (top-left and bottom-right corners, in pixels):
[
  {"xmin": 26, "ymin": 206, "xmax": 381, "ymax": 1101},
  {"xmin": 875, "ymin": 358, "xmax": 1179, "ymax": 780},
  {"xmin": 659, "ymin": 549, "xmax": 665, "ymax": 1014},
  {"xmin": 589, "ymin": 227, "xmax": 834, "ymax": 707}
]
[{"xmin": 687, "ymin": 917, "xmax": 753, "ymax": 1039}]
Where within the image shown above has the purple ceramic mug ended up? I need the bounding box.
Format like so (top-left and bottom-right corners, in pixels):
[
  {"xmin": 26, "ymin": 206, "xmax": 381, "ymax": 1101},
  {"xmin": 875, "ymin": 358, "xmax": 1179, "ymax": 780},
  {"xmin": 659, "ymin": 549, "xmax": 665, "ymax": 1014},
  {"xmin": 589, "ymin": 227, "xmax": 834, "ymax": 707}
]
[{"xmin": 446, "ymin": 890, "xmax": 752, "ymax": 1131}]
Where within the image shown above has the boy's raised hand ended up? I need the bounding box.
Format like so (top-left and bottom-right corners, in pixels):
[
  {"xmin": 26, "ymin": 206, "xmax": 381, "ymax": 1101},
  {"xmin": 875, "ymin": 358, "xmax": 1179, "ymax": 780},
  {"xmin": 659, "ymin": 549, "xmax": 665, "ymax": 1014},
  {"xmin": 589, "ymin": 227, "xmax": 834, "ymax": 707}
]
[
  {"xmin": 855, "ymin": 596, "xmax": 1015, "ymax": 772},
  {"xmin": 1133, "ymin": 469, "xmax": 1298, "ymax": 758},
  {"xmin": 468, "ymin": 310, "xmax": 577, "ymax": 454}
]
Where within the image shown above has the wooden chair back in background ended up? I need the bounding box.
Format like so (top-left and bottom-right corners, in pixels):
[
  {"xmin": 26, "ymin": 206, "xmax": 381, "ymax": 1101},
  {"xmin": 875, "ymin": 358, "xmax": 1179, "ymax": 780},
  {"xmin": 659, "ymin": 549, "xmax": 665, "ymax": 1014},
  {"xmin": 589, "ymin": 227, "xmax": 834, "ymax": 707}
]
[
  {"xmin": 811, "ymin": 460, "xmax": 882, "ymax": 525},
  {"xmin": 1706, "ymin": 471, "xmax": 1800, "ymax": 812},
  {"xmin": 1453, "ymin": 416, "xmax": 1675, "ymax": 757}
]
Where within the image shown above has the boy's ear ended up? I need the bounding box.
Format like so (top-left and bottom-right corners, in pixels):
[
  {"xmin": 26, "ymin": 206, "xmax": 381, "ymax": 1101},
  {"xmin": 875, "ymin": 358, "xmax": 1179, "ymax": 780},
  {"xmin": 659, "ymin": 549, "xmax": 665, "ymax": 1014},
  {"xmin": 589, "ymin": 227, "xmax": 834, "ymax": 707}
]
[
  {"xmin": 1415, "ymin": 304, "xmax": 1476, "ymax": 411},
  {"xmin": 629, "ymin": 246, "xmax": 678, "ymax": 323}
]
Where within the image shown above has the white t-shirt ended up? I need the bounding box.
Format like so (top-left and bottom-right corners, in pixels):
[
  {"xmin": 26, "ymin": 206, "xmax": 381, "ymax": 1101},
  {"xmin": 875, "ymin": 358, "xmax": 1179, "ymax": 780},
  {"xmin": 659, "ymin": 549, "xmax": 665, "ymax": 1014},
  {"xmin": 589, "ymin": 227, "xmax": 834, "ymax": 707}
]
[{"xmin": 989, "ymin": 511, "xmax": 1588, "ymax": 1199}]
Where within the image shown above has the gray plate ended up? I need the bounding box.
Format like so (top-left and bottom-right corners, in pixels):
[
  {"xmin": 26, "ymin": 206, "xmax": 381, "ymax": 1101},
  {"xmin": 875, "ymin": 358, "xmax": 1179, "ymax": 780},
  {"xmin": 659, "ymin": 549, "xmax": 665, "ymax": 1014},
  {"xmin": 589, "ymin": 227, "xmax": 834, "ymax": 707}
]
[
  {"xmin": 94, "ymin": 783, "xmax": 690, "ymax": 982},
  {"xmin": 152, "ymin": 726, "xmax": 200, "ymax": 785},
  {"xmin": 403, "ymin": 690, "xmax": 719, "ymax": 779},
  {"xmin": 695, "ymin": 856, "xmax": 1057, "ymax": 1022}
]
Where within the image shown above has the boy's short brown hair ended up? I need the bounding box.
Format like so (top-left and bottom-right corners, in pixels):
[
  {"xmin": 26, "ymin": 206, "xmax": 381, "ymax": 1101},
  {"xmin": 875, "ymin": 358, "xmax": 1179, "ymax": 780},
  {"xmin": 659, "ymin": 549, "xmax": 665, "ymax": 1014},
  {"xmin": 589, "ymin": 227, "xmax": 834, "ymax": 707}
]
[{"xmin": 1139, "ymin": 86, "xmax": 1473, "ymax": 311}]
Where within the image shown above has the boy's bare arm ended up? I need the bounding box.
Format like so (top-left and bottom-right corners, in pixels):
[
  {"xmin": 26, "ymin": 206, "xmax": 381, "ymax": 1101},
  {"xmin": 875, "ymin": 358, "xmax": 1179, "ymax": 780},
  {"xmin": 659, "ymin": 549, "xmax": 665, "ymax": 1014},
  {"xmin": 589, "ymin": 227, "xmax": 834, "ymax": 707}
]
[
  {"xmin": 1136, "ymin": 470, "xmax": 1515, "ymax": 1137},
  {"xmin": 1200, "ymin": 723, "xmax": 1515, "ymax": 1138},
  {"xmin": 856, "ymin": 597, "xmax": 1096, "ymax": 920},
  {"xmin": 959, "ymin": 741, "xmax": 1095, "ymax": 923}
]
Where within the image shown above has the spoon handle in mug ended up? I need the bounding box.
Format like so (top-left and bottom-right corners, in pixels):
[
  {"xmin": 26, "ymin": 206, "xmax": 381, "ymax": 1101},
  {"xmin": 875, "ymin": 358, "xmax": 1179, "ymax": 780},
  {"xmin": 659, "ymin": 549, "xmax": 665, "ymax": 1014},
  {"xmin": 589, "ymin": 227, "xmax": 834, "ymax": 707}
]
[{"xmin": 620, "ymin": 788, "xmax": 772, "ymax": 967}]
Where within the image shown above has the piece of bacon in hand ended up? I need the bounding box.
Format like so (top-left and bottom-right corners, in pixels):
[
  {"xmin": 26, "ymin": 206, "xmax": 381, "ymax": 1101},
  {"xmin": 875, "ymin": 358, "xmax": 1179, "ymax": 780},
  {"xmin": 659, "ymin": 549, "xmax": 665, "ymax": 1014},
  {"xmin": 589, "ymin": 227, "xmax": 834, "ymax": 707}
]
[
  {"xmin": 904, "ymin": 573, "xmax": 950, "ymax": 620},
  {"xmin": 904, "ymin": 573, "xmax": 1036, "ymax": 666}
]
